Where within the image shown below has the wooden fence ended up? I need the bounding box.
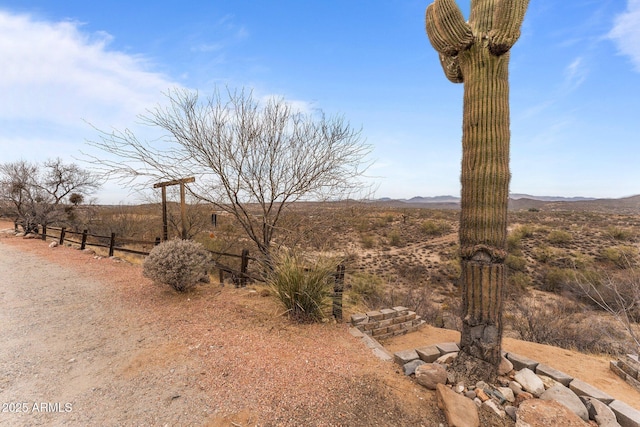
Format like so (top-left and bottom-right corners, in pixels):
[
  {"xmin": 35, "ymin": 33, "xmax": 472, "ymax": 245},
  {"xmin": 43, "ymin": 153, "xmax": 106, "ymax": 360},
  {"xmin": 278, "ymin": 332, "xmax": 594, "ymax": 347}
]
[
  {"xmin": 36, "ymin": 225, "xmax": 345, "ymax": 320},
  {"xmin": 38, "ymin": 225, "xmax": 255, "ymax": 287},
  {"xmin": 40, "ymin": 225, "xmax": 160, "ymax": 257}
]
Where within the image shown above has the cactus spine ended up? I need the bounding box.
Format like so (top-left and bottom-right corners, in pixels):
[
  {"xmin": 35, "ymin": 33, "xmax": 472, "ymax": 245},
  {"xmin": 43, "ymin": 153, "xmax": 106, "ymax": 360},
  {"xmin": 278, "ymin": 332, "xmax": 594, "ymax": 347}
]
[{"xmin": 426, "ymin": 0, "xmax": 529, "ymax": 382}]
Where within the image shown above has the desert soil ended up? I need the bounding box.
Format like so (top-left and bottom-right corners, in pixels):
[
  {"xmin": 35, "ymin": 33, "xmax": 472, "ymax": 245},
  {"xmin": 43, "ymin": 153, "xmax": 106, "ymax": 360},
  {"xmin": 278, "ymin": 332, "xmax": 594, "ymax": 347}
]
[{"xmin": 1, "ymin": 223, "xmax": 639, "ymax": 427}]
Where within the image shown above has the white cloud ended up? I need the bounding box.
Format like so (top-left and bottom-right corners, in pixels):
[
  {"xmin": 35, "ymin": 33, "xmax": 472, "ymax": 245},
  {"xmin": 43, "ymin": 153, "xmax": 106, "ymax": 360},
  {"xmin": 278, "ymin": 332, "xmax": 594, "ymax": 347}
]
[
  {"xmin": 608, "ymin": 0, "xmax": 640, "ymax": 71},
  {"xmin": 0, "ymin": 10, "xmax": 182, "ymax": 129},
  {"xmin": 563, "ymin": 57, "xmax": 588, "ymax": 90}
]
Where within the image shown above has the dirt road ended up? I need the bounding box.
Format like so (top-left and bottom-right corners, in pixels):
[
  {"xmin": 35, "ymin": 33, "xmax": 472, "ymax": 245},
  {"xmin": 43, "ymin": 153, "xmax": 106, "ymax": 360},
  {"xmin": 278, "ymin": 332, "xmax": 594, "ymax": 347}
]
[
  {"xmin": 0, "ymin": 233, "xmax": 445, "ymax": 427},
  {"xmin": 0, "ymin": 241, "xmax": 212, "ymax": 426}
]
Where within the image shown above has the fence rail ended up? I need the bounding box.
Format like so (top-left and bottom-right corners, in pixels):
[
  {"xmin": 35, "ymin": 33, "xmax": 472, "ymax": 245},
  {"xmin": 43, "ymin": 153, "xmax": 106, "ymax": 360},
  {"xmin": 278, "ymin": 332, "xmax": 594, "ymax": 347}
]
[
  {"xmin": 34, "ymin": 223, "xmax": 344, "ymax": 320},
  {"xmin": 37, "ymin": 225, "xmax": 256, "ymax": 286}
]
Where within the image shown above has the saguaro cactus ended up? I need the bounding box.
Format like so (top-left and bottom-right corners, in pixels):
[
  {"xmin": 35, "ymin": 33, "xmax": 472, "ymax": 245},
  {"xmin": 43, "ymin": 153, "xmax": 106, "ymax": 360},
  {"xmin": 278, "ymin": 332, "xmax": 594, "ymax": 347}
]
[{"xmin": 426, "ymin": 0, "xmax": 528, "ymax": 382}]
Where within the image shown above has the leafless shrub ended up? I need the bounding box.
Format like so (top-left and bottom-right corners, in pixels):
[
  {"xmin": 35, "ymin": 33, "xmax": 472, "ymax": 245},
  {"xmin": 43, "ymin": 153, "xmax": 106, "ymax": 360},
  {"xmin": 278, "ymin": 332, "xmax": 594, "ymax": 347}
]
[
  {"xmin": 570, "ymin": 268, "xmax": 640, "ymax": 354},
  {"xmin": 509, "ymin": 297, "xmax": 629, "ymax": 355}
]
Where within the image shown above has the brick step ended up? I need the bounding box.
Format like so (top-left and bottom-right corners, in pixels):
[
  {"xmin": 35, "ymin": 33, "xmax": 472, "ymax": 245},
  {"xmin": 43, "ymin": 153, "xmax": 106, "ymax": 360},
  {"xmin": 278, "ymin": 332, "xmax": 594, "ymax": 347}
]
[{"xmin": 367, "ymin": 317, "xmax": 425, "ymax": 338}]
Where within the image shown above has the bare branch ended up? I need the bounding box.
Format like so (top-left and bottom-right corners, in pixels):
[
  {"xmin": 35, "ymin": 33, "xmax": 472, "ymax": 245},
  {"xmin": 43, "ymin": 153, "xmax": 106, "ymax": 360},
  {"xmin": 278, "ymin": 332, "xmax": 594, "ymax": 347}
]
[{"xmin": 86, "ymin": 86, "xmax": 372, "ymax": 261}]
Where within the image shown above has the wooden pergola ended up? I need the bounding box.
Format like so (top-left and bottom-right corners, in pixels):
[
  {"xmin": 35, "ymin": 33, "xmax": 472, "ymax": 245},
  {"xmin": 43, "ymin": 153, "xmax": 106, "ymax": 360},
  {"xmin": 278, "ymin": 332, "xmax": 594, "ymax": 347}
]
[{"xmin": 153, "ymin": 177, "xmax": 195, "ymax": 240}]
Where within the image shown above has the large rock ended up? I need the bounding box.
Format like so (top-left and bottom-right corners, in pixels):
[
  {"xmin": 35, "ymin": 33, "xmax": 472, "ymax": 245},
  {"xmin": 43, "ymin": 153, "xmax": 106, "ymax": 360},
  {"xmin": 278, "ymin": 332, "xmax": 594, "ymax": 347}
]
[
  {"xmin": 540, "ymin": 384, "xmax": 589, "ymax": 421},
  {"xmin": 516, "ymin": 399, "xmax": 590, "ymax": 427},
  {"xmin": 403, "ymin": 359, "xmax": 425, "ymax": 376},
  {"xmin": 498, "ymin": 356, "xmax": 514, "ymax": 375},
  {"xmin": 436, "ymin": 383, "xmax": 479, "ymax": 427},
  {"xmin": 415, "ymin": 363, "xmax": 447, "ymax": 390},
  {"xmin": 581, "ymin": 396, "xmax": 621, "ymax": 427},
  {"xmin": 514, "ymin": 368, "xmax": 545, "ymax": 397}
]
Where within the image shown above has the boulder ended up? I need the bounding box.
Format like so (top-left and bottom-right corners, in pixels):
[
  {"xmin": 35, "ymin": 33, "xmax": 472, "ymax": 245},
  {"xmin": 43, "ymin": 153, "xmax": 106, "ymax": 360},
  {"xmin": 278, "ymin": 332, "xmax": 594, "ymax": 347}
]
[
  {"xmin": 514, "ymin": 368, "xmax": 545, "ymax": 397},
  {"xmin": 498, "ymin": 356, "xmax": 514, "ymax": 375},
  {"xmin": 516, "ymin": 399, "xmax": 590, "ymax": 427},
  {"xmin": 436, "ymin": 383, "xmax": 480, "ymax": 427},
  {"xmin": 540, "ymin": 384, "xmax": 589, "ymax": 421},
  {"xmin": 415, "ymin": 363, "xmax": 447, "ymax": 390},
  {"xmin": 49, "ymin": 241, "xmax": 58, "ymax": 248},
  {"xmin": 581, "ymin": 396, "xmax": 621, "ymax": 427},
  {"xmin": 403, "ymin": 359, "xmax": 425, "ymax": 376}
]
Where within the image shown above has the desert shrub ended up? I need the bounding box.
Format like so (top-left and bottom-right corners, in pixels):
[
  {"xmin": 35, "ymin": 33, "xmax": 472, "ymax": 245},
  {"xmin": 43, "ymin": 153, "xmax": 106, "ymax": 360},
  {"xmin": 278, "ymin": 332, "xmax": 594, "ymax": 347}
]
[
  {"xmin": 540, "ymin": 267, "xmax": 573, "ymax": 292},
  {"xmin": 507, "ymin": 271, "xmax": 532, "ymax": 293},
  {"xmin": 268, "ymin": 252, "xmax": 335, "ymax": 323},
  {"xmin": 570, "ymin": 268, "xmax": 640, "ymax": 353},
  {"xmin": 383, "ymin": 286, "xmax": 441, "ymax": 327},
  {"xmin": 599, "ymin": 246, "xmax": 639, "ymax": 269},
  {"xmin": 420, "ymin": 220, "xmax": 451, "ymax": 237},
  {"xmin": 388, "ymin": 230, "xmax": 404, "ymax": 247},
  {"xmin": 505, "ymin": 254, "xmax": 527, "ymax": 272},
  {"xmin": 143, "ymin": 239, "xmax": 211, "ymax": 292},
  {"xmin": 509, "ymin": 298, "xmax": 625, "ymax": 354},
  {"xmin": 507, "ymin": 233, "xmax": 522, "ymax": 252},
  {"xmin": 360, "ymin": 234, "xmax": 376, "ymax": 249},
  {"xmin": 532, "ymin": 245, "xmax": 556, "ymax": 264},
  {"xmin": 347, "ymin": 272, "xmax": 385, "ymax": 308},
  {"xmin": 548, "ymin": 229, "xmax": 573, "ymax": 245},
  {"xmin": 606, "ymin": 226, "xmax": 635, "ymax": 242}
]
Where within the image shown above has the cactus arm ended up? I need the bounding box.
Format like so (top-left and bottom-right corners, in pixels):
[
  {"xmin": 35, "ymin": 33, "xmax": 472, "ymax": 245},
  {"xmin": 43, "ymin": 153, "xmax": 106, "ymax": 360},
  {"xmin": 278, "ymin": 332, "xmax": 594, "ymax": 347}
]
[
  {"xmin": 488, "ymin": 0, "xmax": 530, "ymax": 55},
  {"xmin": 425, "ymin": 0, "xmax": 473, "ymax": 57},
  {"xmin": 439, "ymin": 53, "xmax": 464, "ymax": 83}
]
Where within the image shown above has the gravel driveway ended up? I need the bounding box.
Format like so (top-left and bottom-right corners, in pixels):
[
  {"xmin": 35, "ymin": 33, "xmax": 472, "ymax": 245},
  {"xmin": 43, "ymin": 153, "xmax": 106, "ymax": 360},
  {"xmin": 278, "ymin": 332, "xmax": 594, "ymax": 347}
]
[{"xmin": 0, "ymin": 242, "xmax": 213, "ymax": 426}]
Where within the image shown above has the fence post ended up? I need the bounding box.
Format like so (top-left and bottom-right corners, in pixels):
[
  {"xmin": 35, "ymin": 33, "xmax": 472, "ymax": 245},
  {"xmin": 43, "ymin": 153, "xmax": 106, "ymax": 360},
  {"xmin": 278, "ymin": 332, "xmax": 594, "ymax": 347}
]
[
  {"xmin": 41, "ymin": 225, "xmax": 47, "ymax": 241},
  {"xmin": 108, "ymin": 232, "xmax": 116, "ymax": 257},
  {"xmin": 80, "ymin": 230, "xmax": 88, "ymax": 250},
  {"xmin": 59, "ymin": 227, "xmax": 66, "ymax": 245},
  {"xmin": 332, "ymin": 264, "xmax": 345, "ymax": 322},
  {"xmin": 239, "ymin": 249, "xmax": 250, "ymax": 287}
]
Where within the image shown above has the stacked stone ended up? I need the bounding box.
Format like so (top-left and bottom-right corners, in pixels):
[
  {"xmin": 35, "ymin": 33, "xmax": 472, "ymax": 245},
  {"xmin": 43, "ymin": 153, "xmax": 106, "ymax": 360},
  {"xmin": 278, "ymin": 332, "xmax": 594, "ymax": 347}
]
[
  {"xmin": 611, "ymin": 355, "xmax": 640, "ymax": 393},
  {"xmin": 350, "ymin": 306, "xmax": 425, "ymax": 340},
  {"xmin": 392, "ymin": 343, "xmax": 640, "ymax": 427}
]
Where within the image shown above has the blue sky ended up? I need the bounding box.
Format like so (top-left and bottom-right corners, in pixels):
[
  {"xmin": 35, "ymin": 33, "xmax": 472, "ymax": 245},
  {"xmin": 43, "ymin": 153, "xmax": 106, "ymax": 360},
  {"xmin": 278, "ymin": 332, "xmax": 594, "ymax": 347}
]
[{"xmin": 1, "ymin": 1, "xmax": 639, "ymax": 204}]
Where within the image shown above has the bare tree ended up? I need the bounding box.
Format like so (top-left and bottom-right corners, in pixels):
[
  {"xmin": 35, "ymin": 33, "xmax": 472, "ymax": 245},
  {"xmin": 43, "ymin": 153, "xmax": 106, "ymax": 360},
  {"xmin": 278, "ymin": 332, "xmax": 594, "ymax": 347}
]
[
  {"xmin": 86, "ymin": 87, "xmax": 371, "ymax": 263},
  {"xmin": 0, "ymin": 159, "xmax": 100, "ymax": 233}
]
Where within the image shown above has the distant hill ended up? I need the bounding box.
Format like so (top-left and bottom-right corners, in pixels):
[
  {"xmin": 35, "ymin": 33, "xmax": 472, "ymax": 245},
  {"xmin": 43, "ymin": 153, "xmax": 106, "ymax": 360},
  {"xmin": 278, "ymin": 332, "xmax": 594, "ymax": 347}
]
[
  {"xmin": 375, "ymin": 194, "xmax": 640, "ymax": 214},
  {"xmin": 509, "ymin": 194, "xmax": 596, "ymax": 202}
]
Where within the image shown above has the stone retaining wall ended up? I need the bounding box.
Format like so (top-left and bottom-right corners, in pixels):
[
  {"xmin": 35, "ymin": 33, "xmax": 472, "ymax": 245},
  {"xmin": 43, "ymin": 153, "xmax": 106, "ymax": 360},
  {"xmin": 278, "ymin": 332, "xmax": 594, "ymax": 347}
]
[
  {"xmin": 394, "ymin": 341, "xmax": 640, "ymax": 427},
  {"xmin": 350, "ymin": 306, "xmax": 425, "ymax": 340},
  {"xmin": 611, "ymin": 355, "xmax": 640, "ymax": 394}
]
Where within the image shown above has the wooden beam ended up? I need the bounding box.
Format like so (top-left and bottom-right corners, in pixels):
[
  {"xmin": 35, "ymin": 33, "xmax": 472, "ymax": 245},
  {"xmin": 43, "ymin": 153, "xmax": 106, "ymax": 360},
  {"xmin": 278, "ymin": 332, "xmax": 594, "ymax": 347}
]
[{"xmin": 153, "ymin": 177, "xmax": 195, "ymax": 188}]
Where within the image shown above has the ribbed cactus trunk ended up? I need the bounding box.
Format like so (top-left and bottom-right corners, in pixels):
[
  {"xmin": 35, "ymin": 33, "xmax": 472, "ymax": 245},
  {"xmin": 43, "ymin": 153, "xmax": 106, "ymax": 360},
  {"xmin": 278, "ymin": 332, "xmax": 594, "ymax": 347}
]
[{"xmin": 426, "ymin": 0, "xmax": 528, "ymax": 383}]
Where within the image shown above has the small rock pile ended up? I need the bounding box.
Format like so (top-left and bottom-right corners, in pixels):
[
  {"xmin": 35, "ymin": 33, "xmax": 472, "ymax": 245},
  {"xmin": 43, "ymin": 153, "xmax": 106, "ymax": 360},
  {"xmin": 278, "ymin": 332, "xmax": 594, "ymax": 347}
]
[{"xmin": 393, "ymin": 342, "xmax": 640, "ymax": 427}]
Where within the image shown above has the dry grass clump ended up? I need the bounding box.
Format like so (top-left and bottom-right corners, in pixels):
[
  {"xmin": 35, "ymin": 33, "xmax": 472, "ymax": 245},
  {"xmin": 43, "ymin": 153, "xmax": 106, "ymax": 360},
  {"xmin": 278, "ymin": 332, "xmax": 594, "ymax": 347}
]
[{"xmin": 268, "ymin": 252, "xmax": 337, "ymax": 323}]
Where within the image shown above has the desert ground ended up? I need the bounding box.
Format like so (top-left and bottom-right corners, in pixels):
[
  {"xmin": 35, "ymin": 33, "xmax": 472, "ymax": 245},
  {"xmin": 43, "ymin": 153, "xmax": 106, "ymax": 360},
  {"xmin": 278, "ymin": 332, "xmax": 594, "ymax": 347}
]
[{"xmin": 1, "ymin": 203, "xmax": 640, "ymax": 426}]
